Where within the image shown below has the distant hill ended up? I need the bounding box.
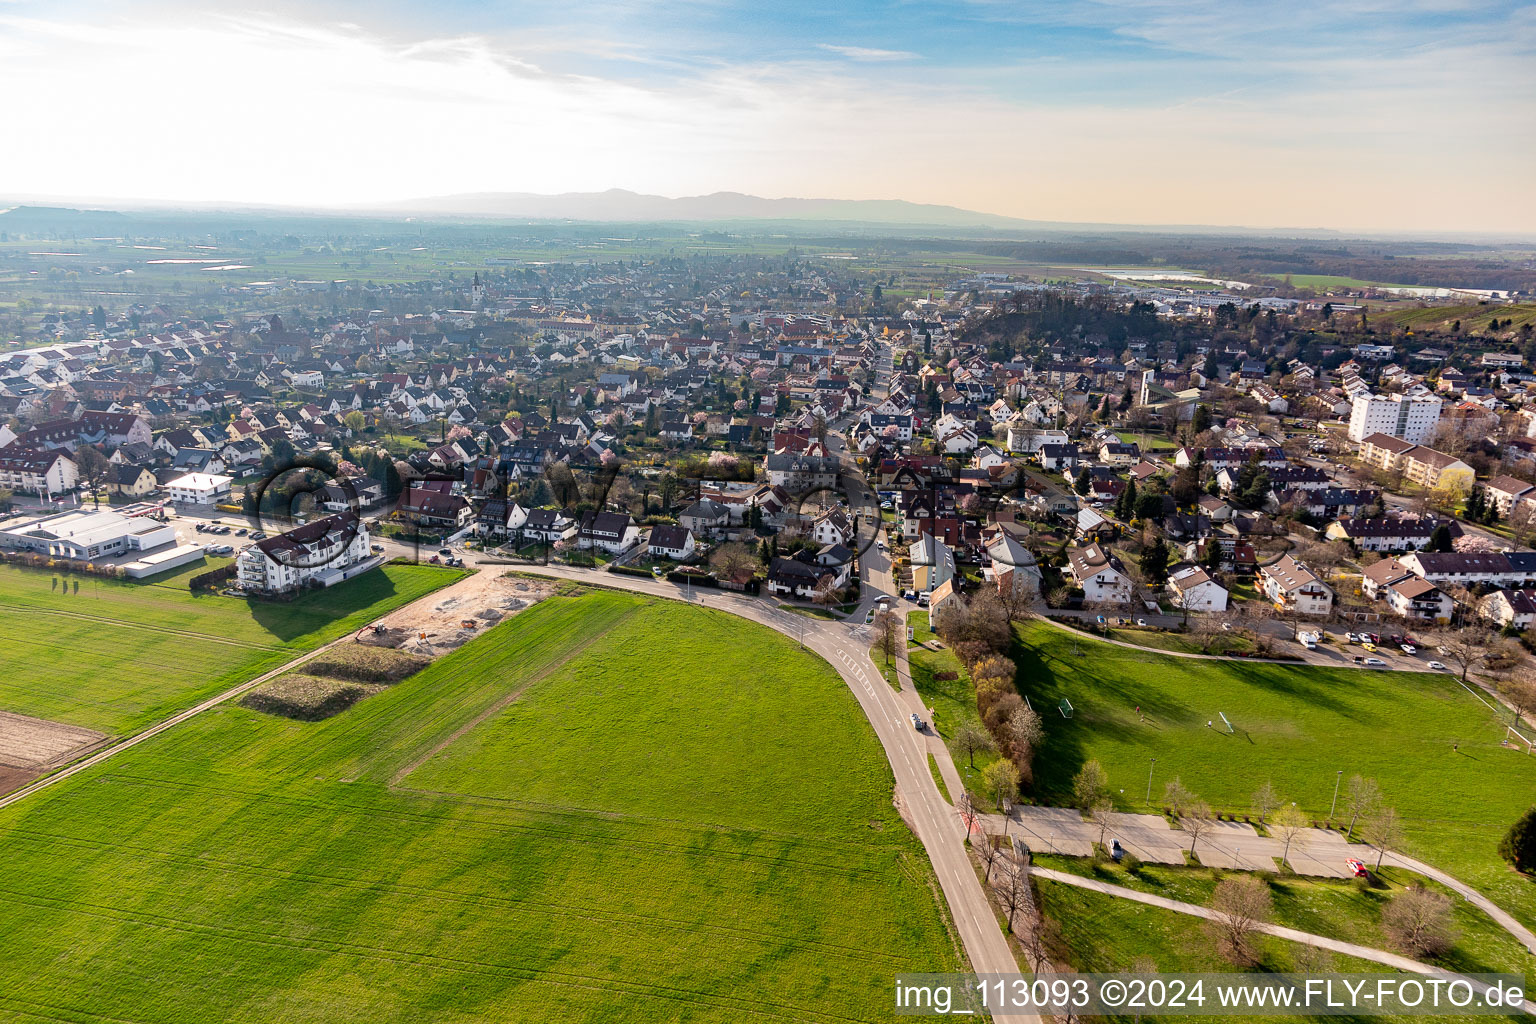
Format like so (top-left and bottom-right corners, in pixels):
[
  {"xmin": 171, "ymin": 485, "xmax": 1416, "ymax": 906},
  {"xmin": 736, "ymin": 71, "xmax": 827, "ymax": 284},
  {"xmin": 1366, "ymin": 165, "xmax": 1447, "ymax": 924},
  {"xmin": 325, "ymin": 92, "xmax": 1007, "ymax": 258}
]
[
  {"xmin": 0, "ymin": 205, "xmax": 128, "ymax": 230},
  {"xmin": 372, "ymin": 189, "xmax": 1036, "ymax": 228}
]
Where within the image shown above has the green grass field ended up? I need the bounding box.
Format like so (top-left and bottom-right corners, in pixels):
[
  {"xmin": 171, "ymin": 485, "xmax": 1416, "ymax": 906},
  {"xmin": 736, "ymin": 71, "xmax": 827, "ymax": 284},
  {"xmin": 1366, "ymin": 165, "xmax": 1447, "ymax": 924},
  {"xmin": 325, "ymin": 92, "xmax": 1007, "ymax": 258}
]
[
  {"xmin": 0, "ymin": 560, "xmax": 463, "ymax": 735},
  {"xmin": 1033, "ymin": 880, "xmax": 1519, "ymax": 1023},
  {"xmin": 1033, "ymin": 855, "xmax": 1535, "ymax": 993},
  {"xmin": 1266, "ymin": 273, "xmax": 1411, "ymax": 292},
  {"xmin": 1369, "ymin": 301, "xmax": 1536, "ymax": 333},
  {"xmin": 1013, "ymin": 620, "xmax": 1536, "ymax": 932},
  {"xmin": 0, "ymin": 590, "xmax": 961, "ymax": 1022}
]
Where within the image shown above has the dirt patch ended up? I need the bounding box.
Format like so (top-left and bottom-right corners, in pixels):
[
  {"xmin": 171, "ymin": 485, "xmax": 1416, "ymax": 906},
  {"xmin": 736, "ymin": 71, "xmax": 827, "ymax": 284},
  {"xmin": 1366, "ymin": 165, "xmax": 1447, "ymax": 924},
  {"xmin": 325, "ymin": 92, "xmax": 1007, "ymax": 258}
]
[
  {"xmin": 359, "ymin": 571, "xmax": 555, "ymax": 658},
  {"xmin": 241, "ymin": 674, "xmax": 386, "ymax": 722},
  {"xmin": 0, "ymin": 711, "xmax": 109, "ymax": 771},
  {"xmin": 0, "ymin": 765, "xmax": 38, "ymax": 797},
  {"xmin": 301, "ymin": 646, "xmax": 428, "ymax": 684}
]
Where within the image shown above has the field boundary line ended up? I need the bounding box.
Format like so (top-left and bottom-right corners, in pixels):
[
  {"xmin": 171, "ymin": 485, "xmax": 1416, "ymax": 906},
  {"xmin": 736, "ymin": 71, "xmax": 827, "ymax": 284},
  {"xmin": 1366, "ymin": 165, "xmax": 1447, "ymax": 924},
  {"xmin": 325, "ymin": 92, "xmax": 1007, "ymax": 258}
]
[
  {"xmin": 0, "ymin": 602, "xmax": 283, "ymax": 651},
  {"xmin": 386, "ymin": 606, "xmax": 638, "ymax": 787}
]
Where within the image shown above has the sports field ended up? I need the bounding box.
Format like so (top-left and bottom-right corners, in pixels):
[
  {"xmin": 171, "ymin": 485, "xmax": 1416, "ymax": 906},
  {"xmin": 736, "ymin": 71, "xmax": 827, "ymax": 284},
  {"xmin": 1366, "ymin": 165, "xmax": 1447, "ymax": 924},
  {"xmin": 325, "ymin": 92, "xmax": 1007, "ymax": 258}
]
[
  {"xmin": 0, "ymin": 590, "xmax": 960, "ymax": 1023},
  {"xmin": 0, "ymin": 560, "xmax": 462, "ymax": 735},
  {"xmin": 1014, "ymin": 620, "xmax": 1536, "ymax": 930}
]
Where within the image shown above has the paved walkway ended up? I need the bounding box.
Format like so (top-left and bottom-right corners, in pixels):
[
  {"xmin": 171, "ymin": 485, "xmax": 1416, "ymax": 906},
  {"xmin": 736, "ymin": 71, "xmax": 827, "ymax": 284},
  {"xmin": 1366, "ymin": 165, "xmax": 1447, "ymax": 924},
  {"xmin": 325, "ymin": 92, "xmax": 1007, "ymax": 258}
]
[
  {"xmin": 1005, "ymin": 804, "xmax": 1536, "ymax": 958},
  {"xmin": 1005, "ymin": 805, "xmax": 1357, "ymax": 878},
  {"xmin": 1382, "ymin": 851, "xmax": 1536, "ymax": 956},
  {"xmin": 1028, "ymin": 866, "xmax": 1536, "ymax": 1016}
]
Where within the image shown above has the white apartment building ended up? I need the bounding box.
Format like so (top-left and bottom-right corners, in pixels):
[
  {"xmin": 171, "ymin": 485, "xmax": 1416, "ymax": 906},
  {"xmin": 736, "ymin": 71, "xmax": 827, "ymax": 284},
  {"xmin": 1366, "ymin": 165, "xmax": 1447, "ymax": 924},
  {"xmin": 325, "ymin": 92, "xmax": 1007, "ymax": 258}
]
[
  {"xmin": 1347, "ymin": 393, "xmax": 1442, "ymax": 444},
  {"xmin": 236, "ymin": 511, "xmax": 373, "ymax": 594},
  {"xmin": 165, "ymin": 472, "xmax": 233, "ymax": 506}
]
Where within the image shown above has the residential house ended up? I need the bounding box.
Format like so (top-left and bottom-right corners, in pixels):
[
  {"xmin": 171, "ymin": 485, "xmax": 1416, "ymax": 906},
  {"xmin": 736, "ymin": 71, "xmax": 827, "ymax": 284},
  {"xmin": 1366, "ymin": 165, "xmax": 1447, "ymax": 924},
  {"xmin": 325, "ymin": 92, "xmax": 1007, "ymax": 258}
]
[
  {"xmin": 165, "ymin": 472, "xmax": 232, "ymax": 506},
  {"xmin": 1066, "ymin": 542, "xmax": 1134, "ymax": 604},
  {"xmin": 236, "ymin": 511, "xmax": 372, "ymax": 595},
  {"xmin": 647, "ymin": 524, "xmax": 696, "ymax": 561},
  {"xmin": 520, "ymin": 508, "xmax": 578, "ymax": 546},
  {"xmin": 1167, "ymin": 564, "xmax": 1229, "ymax": 612},
  {"xmin": 399, "ymin": 485, "xmax": 472, "ymax": 530},
  {"xmin": 107, "ymin": 463, "xmax": 158, "ymax": 498},
  {"xmin": 577, "ymin": 511, "xmax": 640, "ymax": 555},
  {"xmin": 1258, "ymin": 554, "xmax": 1334, "ymax": 616},
  {"xmin": 1479, "ymin": 589, "xmax": 1536, "ymax": 631}
]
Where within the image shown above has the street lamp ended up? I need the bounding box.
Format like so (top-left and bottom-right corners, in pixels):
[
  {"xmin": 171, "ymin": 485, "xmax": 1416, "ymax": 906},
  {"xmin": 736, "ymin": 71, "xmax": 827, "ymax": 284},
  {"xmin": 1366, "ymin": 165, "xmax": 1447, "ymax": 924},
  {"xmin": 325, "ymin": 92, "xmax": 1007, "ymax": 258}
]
[
  {"xmin": 1146, "ymin": 758, "xmax": 1157, "ymax": 805},
  {"xmin": 1329, "ymin": 769, "xmax": 1343, "ymax": 821}
]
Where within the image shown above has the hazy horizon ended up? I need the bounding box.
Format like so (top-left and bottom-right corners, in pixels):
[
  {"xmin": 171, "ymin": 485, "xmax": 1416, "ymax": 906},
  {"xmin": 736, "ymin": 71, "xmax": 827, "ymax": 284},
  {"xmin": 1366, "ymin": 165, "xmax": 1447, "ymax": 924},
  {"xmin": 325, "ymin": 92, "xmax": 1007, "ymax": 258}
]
[{"xmin": 1, "ymin": 0, "xmax": 1532, "ymax": 235}]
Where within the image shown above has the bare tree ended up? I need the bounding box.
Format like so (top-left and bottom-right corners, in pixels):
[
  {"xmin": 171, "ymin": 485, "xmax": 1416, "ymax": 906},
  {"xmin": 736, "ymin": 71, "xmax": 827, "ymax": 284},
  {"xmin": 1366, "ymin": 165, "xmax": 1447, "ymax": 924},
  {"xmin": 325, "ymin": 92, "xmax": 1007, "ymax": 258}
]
[
  {"xmin": 1250, "ymin": 781, "xmax": 1281, "ymax": 824},
  {"xmin": 873, "ymin": 608, "xmax": 902, "ymax": 665},
  {"xmin": 1365, "ymin": 805, "xmax": 1405, "ymax": 870},
  {"xmin": 709, "ymin": 542, "xmax": 758, "ymax": 584},
  {"xmin": 974, "ymin": 826, "xmax": 1002, "ymax": 882},
  {"xmin": 1189, "ymin": 612, "xmax": 1226, "ymax": 653},
  {"xmin": 1345, "ymin": 775, "xmax": 1381, "ymax": 841},
  {"xmin": 1500, "ymin": 669, "xmax": 1536, "ymax": 730},
  {"xmin": 1205, "ymin": 875, "xmax": 1273, "ymax": 967},
  {"xmin": 1180, "ymin": 800, "xmax": 1217, "ymax": 857},
  {"xmin": 812, "ymin": 573, "xmax": 841, "ymax": 614},
  {"xmin": 956, "ymin": 792, "xmax": 979, "ymax": 837},
  {"xmin": 1271, "ymin": 804, "xmax": 1310, "ymax": 868},
  {"xmin": 1382, "ymin": 886, "xmax": 1458, "ymax": 957},
  {"xmin": 1162, "ymin": 777, "xmax": 1195, "ymax": 816},
  {"xmin": 1426, "ymin": 626, "xmax": 1495, "ymax": 682},
  {"xmin": 1090, "ymin": 798, "xmax": 1117, "ymax": 851},
  {"xmin": 992, "ymin": 857, "xmax": 1034, "ymax": 934},
  {"xmin": 951, "ymin": 722, "xmax": 995, "ymax": 770}
]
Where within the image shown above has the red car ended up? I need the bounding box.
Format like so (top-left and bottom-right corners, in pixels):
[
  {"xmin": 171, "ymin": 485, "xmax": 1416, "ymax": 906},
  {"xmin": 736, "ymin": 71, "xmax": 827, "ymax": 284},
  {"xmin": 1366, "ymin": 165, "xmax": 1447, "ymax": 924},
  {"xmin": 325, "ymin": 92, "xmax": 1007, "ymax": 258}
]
[{"xmin": 1346, "ymin": 858, "xmax": 1368, "ymax": 878}]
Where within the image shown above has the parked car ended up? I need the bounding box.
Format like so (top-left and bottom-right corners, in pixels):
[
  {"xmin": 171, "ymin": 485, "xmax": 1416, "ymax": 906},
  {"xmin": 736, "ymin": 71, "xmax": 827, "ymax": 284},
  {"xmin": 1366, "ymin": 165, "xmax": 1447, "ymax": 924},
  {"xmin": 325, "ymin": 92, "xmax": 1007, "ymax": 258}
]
[
  {"xmin": 1353, "ymin": 655, "xmax": 1364, "ymax": 664},
  {"xmin": 651, "ymin": 566, "xmax": 664, "ymax": 578},
  {"xmin": 1363, "ymin": 657, "xmax": 1387, "ymax": 666},
  {"xmin": 1427, "ymin": 660, "xmax": 1448, "ymax": 670},
  {"xmin": 1136, "ymin": 618, "xmax": 1147, "ymax": 627},
  {"xmin": 438, "ymin": 548, "xmax": 452, "ymax": 556},
  {"xmin": 1362, "ymin": 642, "xmax": 1377, "ymax": 652},
  {"xmin": 1095, "ymin": 615, "xmax": 1106, "ymax": 624},
  {"xmin": 1400, "ymin": 644, "xmax": 1416, "ymax": 655},
  {"xmin": 901, "ymin": 589, "xmax": 918, "ymax": 601},
  {"xmin": 1346, "ymin": 858, "xmax": 1368, "ymax": 878}
]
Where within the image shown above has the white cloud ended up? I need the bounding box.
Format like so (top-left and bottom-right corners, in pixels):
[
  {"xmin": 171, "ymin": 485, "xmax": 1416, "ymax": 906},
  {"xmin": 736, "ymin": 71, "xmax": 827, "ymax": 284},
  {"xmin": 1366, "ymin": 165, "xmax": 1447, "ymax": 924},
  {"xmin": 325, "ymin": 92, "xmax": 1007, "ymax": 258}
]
[
  {"xmin": 815, "ymin": 43, "xmax": 919, "ymax": 62},
  {"xmin": 0, "ymin": 10, "xmax": 1530, "ymax": 233}
]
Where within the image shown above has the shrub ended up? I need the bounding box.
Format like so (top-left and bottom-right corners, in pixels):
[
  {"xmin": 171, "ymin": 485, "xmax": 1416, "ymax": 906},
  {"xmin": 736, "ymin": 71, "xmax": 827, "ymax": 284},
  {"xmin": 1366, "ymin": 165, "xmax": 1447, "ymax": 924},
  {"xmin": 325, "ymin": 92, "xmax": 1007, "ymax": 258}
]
[{"xmin": 1499, "ymin": 806, "xmax": 1536, "ymax": 873}]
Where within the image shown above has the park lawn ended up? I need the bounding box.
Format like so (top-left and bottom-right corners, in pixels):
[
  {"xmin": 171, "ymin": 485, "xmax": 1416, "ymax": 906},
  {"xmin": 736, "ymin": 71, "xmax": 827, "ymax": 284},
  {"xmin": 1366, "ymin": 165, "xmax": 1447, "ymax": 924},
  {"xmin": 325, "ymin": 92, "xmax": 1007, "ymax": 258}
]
[
  {"xmin": 0, "ymin": 560, "xmax": 463, "ymax": 735},
  {"xmin": 1102, "ymin": 625, "xmax": 1256, "ymax": 656},
  {"xmin": 1033, "ymin": 856, "xmax": 1535, "ymax": 995},
  {"xmin": 0, "ymin": 591, "xmax": 961, "ymax": 1023},
  {"xmin": 1013, "ymin": 619, "xmax": 1536, "ymax": 932},
  {"xmin": 1034, "ymin": 880, "xmax": 1502, "ymax": 1024}
]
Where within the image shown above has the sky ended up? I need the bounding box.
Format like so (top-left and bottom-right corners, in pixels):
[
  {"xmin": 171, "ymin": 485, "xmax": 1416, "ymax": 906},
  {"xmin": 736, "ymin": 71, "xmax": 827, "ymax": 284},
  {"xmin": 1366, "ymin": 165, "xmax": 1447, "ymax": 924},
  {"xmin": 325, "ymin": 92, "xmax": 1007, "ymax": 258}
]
[{"xmin": 0, "ymin": 0, "xmax": 1533, "ymax": 233}]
